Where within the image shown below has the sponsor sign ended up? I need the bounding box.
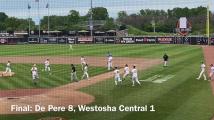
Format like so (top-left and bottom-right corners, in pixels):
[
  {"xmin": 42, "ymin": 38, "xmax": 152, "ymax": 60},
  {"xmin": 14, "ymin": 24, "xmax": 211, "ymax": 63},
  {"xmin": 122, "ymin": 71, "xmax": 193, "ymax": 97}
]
[
  {"xmin": 0, "ymin": 38, "xmax": 7, "ymax": 44},
  {"xmin": 58, "ymin": 38, "xmax": 67, "ymax": 44},
  {"xmin": 40, "ymin": 38, "xmax": 48, "ymax": 44},
  {"xmin": 121, "ymin": 37, "xmax": 135, "ymax": 44},
  {"xmin": 48, "ymin": 37, "xmax": 57, "ymax": 44},
  {"xmin": 190, "ymin": 37, "xmax": 208, "ymax": 45},
  {"xmin": 28, "ymin": 38, "xmax": 39, "ymax": 44},
  {"xmin": 157, "ymin": 37, "xmax": 173, "ymax": 44},
  {"xmin": 94, "ymin": 37, "xmax": 105, "ymax": 44},
  {"xmin": 68, "ymin": 37, "xmax": 76, "ymax": 44},
  {"xmin": 135, "ymin": 37, "xmax": 156, "ymax": 43},
  {"xmin": 78, "ymin": 37, "xmax": 93, "ymax": 44},
  {"xmin": 105, "ymin": 37, "xmax": 115, "ymax": 43}
]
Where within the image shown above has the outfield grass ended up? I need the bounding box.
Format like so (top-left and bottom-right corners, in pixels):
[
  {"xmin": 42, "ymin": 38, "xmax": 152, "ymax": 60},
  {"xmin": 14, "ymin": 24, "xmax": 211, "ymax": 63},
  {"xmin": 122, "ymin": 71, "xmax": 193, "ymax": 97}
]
[
  {"xmin": 0, "ymin": 44, "xmax": 200, "ymax": 58},
  {"xmin": 0, "ymin": 64, "xmax": 107, "ymax": 90},
  {"xmin": 0, "ymin": 44, "xmax": 214, "ymax": 120}
]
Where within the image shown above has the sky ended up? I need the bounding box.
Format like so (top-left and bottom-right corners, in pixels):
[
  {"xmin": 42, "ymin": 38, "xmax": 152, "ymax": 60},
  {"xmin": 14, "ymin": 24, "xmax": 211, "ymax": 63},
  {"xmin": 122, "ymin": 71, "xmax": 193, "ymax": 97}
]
[{"xmin": 0, "ymin": 0, "xmax": 212, "ymax": 24}]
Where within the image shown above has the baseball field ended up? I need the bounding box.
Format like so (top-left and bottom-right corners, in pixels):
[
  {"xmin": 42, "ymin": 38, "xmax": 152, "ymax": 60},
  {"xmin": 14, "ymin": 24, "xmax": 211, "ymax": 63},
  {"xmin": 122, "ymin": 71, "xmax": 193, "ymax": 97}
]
[{"xmin": 0, "ymin": 44, "xmax": 214, "ymax": 120}]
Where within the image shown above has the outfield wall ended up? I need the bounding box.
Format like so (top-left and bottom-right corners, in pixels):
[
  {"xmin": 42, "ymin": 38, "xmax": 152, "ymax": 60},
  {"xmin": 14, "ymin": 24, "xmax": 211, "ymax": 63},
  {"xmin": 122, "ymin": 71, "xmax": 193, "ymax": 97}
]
[{"xmin": 0, "ymin": 36, "xmax": 213, "ymax": 45}]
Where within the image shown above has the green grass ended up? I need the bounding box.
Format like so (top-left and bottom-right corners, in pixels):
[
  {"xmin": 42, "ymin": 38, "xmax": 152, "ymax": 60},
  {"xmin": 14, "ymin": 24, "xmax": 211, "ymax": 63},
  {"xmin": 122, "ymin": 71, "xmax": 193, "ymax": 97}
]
[
  {"xmin": 127, "ymin": 25, "xmax": 174, "ymax": 36},
  {"xmin": 0, "ymin": 64, "xmax": 107, "ymax": 90},
  {"xmin": 0, "ymin": 44, "xmax": 200, "ymax": 58},
  {"xmin": 0, "ymin": 44, "xmax": 214, "ymax": 120}
]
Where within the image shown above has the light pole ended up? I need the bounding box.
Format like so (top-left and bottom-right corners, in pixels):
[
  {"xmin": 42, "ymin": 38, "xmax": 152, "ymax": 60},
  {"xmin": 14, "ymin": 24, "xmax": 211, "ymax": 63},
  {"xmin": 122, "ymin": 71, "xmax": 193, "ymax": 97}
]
[
  {"xmin": 28, "ymin": 3, "xmax": 31, "ymax": 36},
  {"xmin": 151, "ymin": 18, "xmax": 156, "ymax": 33},
  {"xmin": 46, "ymin": 2, "xmax": 50, "ymax": 37},
  {"xmin": 90, "ymin": 0, "xmax": 93, "ymax": 37},
  {"xmin": 36, "ymin": 0, "xmax": 41, "ymax": 38}
]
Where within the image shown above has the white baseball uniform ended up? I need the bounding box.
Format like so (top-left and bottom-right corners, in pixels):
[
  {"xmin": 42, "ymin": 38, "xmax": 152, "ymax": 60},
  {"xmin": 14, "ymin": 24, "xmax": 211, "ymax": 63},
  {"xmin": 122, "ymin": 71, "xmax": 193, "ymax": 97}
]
[
  {"xmin": 197, "ymin": 63, "xmax": 207, "ymax": 80},
  {"xmin": 107, "ymin": 56, "xmax": 113, "ymax": 70},
  {"xmin": 44, "ymin": 60, "xmax": 51, "ymax": 72},
  {"xmin": 123, "ymin": 66, "xmax": 130, "ymax": 79},
  {"xmin": 131, "ymin": 68, "xmax": 141, "ymax": 86},
  {"xmin": 31, "ymin": 67, "xmax": 39, "ymax": 80},
  {"xmin": 82, "ymin": 65, "xmax": 89, "ymax": 80},
  {"xmin": 209, "ymin": 66, "xmax": 214, "ymax": 80},
  {"xmin": 5, "ymin": 62, "xmax": 11, "ymax": 73},
  {"xmin": 81, "ymin": 57, "xmax": 86, "ymax": 70},
  {"xmin": 114, "ymin": 69, "xmax": 121, "ymax": 85}
]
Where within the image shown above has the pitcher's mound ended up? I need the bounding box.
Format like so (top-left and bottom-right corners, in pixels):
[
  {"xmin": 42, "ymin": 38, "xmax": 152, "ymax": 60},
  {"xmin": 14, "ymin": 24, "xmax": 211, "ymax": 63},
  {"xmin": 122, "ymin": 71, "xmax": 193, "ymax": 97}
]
[{"xmin": 0, "ymin": 71, "xmax": 15, "ymax": 77}]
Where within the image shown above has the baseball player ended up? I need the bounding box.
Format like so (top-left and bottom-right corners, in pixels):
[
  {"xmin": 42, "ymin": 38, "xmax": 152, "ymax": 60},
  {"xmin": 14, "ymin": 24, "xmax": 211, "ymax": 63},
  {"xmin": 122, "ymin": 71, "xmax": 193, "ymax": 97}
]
[
  {"xmin": 163, "ymin": 53, "xmax": 169, "ymax": 67},
  {"xmin": 71, "ymin": 64, "xmax": 78, "ymax": 82},
  {"xmin": 107, "ymin": 55, "xmax": 113, "ymax": 71},
  {"xmin": 31, "ymin": 64, "xmax": 39, "ymax": 85},
  {"xmin": 69, "ymin": 44, "xmax": 73, "ymax": 50},
  {"xmin": 82, "ymin": 64, "xmax": 89, "ymax": 80},
  {"xmin": 123, "ymin": 64, "xmax": 130, "ymax": 81},
  {"xmin": 131, "ymin": 65, "xmax": 141, "ymax": 86},
  {"xmin": 44, "ymin": 59, "xmax": 51, "ymax": 74},
  {"xmin": 107, "ymin": 51, "xmax": 112, "ymax": 57},
  {"xmin": 196, "ymin": 62, "xmax": 207, "ymax": 80},
  {"xmin": 3, "ymin": 61, "xmax": 12, "ymax": 76},
  {"xmin": 209, "ymin": 64, "xmax": 214, "ymax": 80},
  {"xmin": 114, "ymin": 67, "xmax": 122, "ymax": 85},
  {"xmin": 80, "ymin": 56, "xmax": 86, "ymax": 71}
]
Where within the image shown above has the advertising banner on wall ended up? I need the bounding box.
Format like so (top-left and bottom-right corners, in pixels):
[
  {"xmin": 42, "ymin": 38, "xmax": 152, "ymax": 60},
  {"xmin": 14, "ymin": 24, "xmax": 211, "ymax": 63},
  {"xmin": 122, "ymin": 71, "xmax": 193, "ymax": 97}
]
[
  {"xmin": 68, "ymin": 37, "xmax": 77, "ymax": 44},
  {"xmin": 189, "ymin": 37, "xmax": 208, "ymax": 45},
  {"xmin": 58, "ymin": 38, "xmax": 67, "ymax": 44},
  {"xmin": 105, "ymin": 37, "xmax": 115, "ymax": 43},
  {"xmin": 78, "ymin": 37, "xmax": 93, "ymax": 44},
  {"xmin": 135, "ymin": 37, "xmax": 156, "ymax": 44},
  {"xmin": 48, "ymin": 37, "xmax": 58, "ymax": 44},
  {"xmin": 28, "ymin": 37, "xmax": 40, "ymax": 44},
  {"xmin": 94, "ymin": 37, "xmax": 105, "ymax": 44},
  {"xmin": 0, "ymin": 38, "xmax": 7, "ymax": 44},
  {"xmin": 157, "ymin": 37, "xmax": 174, "ymax": 44},
  {"xmin": 40, "ymin": 38, "xmax": 48, "ymax": 44},
  {"xmin": 120, "ymin": 37, "xmax": 135, "ymax": 44}
]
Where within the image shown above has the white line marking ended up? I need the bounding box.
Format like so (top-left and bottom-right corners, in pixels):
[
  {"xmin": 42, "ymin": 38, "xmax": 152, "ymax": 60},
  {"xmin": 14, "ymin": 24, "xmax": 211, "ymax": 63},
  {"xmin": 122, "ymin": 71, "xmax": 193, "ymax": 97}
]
[
  {"xmin": 139, "ymin": 75, "xmax": 161, "ymax": 82},
  {"xmin": 140, "ymin": 75, "xmax": 175, "ymax": 84}
]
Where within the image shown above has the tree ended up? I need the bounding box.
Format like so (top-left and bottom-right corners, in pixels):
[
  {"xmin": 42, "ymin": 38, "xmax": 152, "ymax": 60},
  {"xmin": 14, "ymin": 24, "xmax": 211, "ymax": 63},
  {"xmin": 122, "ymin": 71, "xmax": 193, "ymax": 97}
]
[
  {"xmin": 118, "ymin": 6, "xmax": 212, "ymax": 34},
  {"xmin": 68, "ymin": 10, "xmax": 80, "ymax": 24},
  {"xmin": 0, "ymin": 12, "xmax": 8, "ymax": 31},
  {"xmin": 88, "ymin": 7, "xmax": 109, "ymax": 20},
  {"xmin": 117, "ymin": 11, "xmax": 128, "ymax": 20},
  {"xmin": 102, "ymin": 18, "xmax": 117, "ymax": 30},
  {"xmin": 0, "ymin": 12, "xmax": 8, "ymax": 22}
]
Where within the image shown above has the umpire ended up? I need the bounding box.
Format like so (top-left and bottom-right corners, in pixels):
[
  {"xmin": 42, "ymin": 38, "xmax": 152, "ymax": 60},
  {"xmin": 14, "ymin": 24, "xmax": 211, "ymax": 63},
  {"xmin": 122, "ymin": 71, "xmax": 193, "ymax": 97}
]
[
  {"xmin": 71, "ymin": 64, "xmax": 78, "ymax": 82},
  {"xmin": 163, "ymin": 53, "xmax": 169, "ymax": 67}
]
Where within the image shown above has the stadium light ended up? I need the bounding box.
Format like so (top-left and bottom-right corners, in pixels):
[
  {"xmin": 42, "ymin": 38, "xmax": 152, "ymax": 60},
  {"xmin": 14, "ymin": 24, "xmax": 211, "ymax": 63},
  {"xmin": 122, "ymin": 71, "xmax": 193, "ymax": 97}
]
[
  {"xmin": 35, "ymin": 0, "xmax": 41, "ymax": 38},
  {"xmin": 90, "ymin": 0, "xmax": 93, "ymax": 37},
  {"xmin": 46, "ymin": 1, "xmax": 50, "ymax": 37},
  {"xmin": 151, "ymin": 17, "xmax": 156, "ymax": 33},
  {"xmin": 28, "ymin": 3, "xmax": 31, "ymax": 36}
]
